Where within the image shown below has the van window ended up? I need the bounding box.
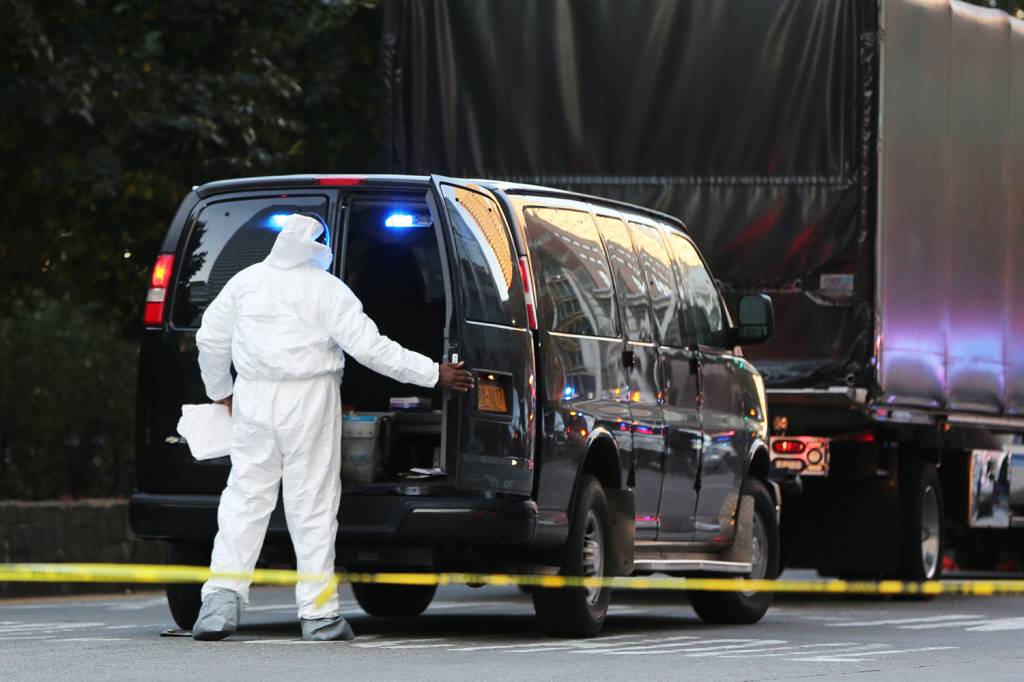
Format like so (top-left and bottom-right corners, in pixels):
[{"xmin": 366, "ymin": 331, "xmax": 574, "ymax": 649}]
[
  {"xmin": 172, "ymin": 195, "xmax": 329, "ymax": 328},
  {"xmin": 667, "ymin": 232, "xmax": 727, "ymax": 348},
  {"xmin": 440, "ymin": 185, "xmax": 523, "ymax": 326},
  {"xmin": 523, "ymin": 206, "xmax": 618, "ymax": 338},
  {"xmin": 594, "ymin": 215, "xmax": 653, "ymax": 343},
  {"xmin": 629, "ymin": 222, "xmax": 684, "ymax": 347}
]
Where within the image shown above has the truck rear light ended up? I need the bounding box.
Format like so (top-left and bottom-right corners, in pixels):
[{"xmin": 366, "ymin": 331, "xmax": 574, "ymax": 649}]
[
  {"xmin": 770, "ymin": 435, "xmax": 830, "ymax": 476},
  {"xmin": 519, "ymin": 256, "xmax": 538, "ymax": 330},
  {"xmin": 314, "ymin": 175, "xmax": 365, "ymax": 186},
  {"xmin": 144, "ymin": 253, "xmax": 175, "ymax": 327},
  {"xmin": 772, "ymin": 439, "xmax": 806, "ymax": 454}
]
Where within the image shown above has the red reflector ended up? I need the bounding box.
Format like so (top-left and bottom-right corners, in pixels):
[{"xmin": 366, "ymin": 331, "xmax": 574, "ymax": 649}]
[
  {"xmin": 772, "ymin": 439, "xmax": 806, "ymax": 454},
  {"xmin": 150, "ymin": 254, "xmax": 174, "ymax": 288},
  {"xmin": 143, "ymin": 301, "xmax": 165, "ymax": 326},
  {"xmin": 518, "ymin": 258, "xmax": 531, "ymax": 294},
  {"xmin": 518, "ymin": 256, "xmax": 538, "ymax": 330},
  {"xmin": 314, "ymin": 176, "xmax": 365, "ymax": 186}
]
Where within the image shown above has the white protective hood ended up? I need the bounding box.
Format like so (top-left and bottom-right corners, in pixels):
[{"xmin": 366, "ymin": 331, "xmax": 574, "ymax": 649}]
[{"xmin": 264, "ymin": 214, "xmax": 333, "ymax": 271}]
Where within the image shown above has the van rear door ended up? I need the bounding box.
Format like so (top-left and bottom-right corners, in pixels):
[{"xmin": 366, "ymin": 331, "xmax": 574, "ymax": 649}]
[{"xmin": 429, "ymin": 176, "xmax": 535, "ymax": 495}]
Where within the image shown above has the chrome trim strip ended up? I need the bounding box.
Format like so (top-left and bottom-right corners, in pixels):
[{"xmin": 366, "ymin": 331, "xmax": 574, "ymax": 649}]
[
  {"xmin": 631, "ymin": 559, "xmax": 753, "ymax": 574},
  {"xmin": 408, "ymin": 508, "xmax": 476, "ymax": 515},
  {"xmin": 946, "ymin": 413, "xmax": 1024, "ymax": 430},
  {"xmin": 465, "ymin": 319, "xmax": 531, "ymax": 333},
  {"xmin": 548, "ymin": 330, "xmax": 624, "ymax": 343}
]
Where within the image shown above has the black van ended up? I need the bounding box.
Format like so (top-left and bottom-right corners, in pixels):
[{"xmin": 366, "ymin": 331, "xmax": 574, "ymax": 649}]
[{"xmin": 131, "ymin": 174, "xmax": 779, "ymax": 637}]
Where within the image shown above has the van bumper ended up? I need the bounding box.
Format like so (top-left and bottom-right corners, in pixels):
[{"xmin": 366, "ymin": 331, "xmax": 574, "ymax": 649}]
[{"xmin": 129, "ymin": 492, "xmax": 538, "ymax": 546}]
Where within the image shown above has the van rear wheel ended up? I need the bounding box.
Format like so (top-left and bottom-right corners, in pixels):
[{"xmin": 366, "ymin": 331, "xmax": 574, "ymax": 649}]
[
  {"xmin": 532, "ymin": 475, "xmax": 612, "ymax": 637},
  {"xmin": 689, "ymin": 478, "xmax": 779, "ymax": 624},
  {"xmin": 165, "ymin": 540, "xmax": 211, "ymax": 630},
  {"xmin": 351, "ymin": 583, "xmax": 437, "ymax": 617}
]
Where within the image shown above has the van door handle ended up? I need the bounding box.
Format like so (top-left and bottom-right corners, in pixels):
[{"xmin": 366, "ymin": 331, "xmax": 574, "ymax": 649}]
[{"xmin": 622, "ymin": 350, "xmax": 636, "ymax": 368}]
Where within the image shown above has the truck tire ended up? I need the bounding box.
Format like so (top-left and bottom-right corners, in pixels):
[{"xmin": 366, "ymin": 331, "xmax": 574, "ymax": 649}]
[
  {"xmin": 689, "ymin": 478, "xmax": 779, "ymax": 625},
  {"xmin": 899, "ymin": 460, "xmax": 944, "ymax": 582},
  {"xmin": 165, "ymin": 540, "xmax": 211, "ymax": 630},
  {"xmin": 351, "ymin": 583, "xmax": 437, "ymax": 617},
  {"xmin": 532, "ymin": 475, "xmax": 612, "ymax": 637}
]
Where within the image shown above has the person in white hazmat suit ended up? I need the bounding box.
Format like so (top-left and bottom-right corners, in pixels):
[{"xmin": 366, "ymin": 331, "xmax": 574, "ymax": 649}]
[{"xmin": 191, "ymin": 213, "xmax": 473, "ymax": 641}]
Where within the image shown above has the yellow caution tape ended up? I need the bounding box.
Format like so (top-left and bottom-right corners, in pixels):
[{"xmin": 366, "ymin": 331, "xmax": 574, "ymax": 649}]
[{"xmin": 3, "ymin": 563, "xmax": 1024, "ymax": 607}]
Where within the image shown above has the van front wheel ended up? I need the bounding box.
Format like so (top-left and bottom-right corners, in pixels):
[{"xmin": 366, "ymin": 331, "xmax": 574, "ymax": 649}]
[
  {"xmin": 532, "ymin": 475, "xmax": 612, "ymax": 637},
  {"xmin": 689, "ymin": 478, "xmax": 779, "ymax": 624}
]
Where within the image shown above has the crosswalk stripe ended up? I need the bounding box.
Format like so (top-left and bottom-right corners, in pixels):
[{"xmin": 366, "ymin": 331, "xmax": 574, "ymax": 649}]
[
  {"xmin": 827, "ymin": 614, "xmax": 983, "ymax": 627},
  {"xmin": 899, "ymin": 619, "xmax": 992, "ymax": 629}
]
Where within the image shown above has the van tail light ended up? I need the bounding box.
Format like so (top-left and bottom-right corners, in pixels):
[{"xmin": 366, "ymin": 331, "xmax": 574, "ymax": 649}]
[
  {"xmin": 144, "ymin": 253, "xmax": 175, "ymax": 327},
  {"xmin": 518, "ymin": 256, "xmax": 538, "ymax": 330}
]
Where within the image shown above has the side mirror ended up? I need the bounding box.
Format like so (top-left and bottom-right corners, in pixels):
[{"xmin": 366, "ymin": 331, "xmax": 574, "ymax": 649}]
[{"xmin": 734, "ymin": 294, "xmax": 774, "ymax": 346}]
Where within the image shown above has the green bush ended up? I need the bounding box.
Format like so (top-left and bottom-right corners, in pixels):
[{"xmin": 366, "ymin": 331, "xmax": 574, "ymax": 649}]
[
  {"xmin": 0, "ymin": 1, "xmax": 380, "ymax": 499},
  {"xmin": 0, "ymin": 294, "xmax": 137, "ymax": 499}
]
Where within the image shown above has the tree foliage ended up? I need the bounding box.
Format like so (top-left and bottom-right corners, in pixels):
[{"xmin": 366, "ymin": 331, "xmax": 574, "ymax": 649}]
[{"xmin": 0, "ymin": 0, "xmax": 381, "ymax": 498}]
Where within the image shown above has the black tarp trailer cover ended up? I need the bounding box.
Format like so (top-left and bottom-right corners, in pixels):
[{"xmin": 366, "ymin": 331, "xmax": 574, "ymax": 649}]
[{"xmin": 382, "ymin": 0, "xmax": 1024, "ymax": 419}]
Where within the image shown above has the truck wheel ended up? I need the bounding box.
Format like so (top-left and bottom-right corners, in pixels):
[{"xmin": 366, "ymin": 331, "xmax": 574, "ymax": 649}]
[
  {"xmin": 899, "ymin": 460, "xmax": 944, "ymax": 582},
  {"xmin": 351, "ymin": 583, "xmax": 437, "ymax": 617},
  {"xmin": 689, "ymin": 478, "xmax": 779, "ymax": 625},
  {"xmin": 165, "ymin": 540, "xmax": 211, "ymax": 630},
  {"xmin": 532, "ymin": 475, "xmax": 612, "ymax": 637}
]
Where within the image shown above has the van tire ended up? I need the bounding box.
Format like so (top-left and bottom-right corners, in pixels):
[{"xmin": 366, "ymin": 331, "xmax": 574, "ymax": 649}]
[
  {"xmin": 165, "ymin": 540, "xmax": 211, "ymax": 630},
  {"xmin": 689, "ymin": 478, "xmax": 779, "ymax": 625},
  {"xmin": 532, "ymin": 475, "xmax": 612, "ymax": 637},
  {"xmin": 351, "ymin": 583, "xmax": 437, "ymax": 617}
]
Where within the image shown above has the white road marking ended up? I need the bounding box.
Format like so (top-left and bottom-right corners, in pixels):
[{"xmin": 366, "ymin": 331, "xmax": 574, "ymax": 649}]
[
  {"xmin": 53, "ymin": 637, "xmax": 131, "ymax": 643},
  {"xmin": 606, "ymin": 640, "xmax": 785, "ymax": 656},
  {"xmin": 966, "ymin": 618, "xmax": 1024, "ymax": 632},
  {"xmin": 790, "ymin": 646, "xmax": 957, "ymax": 663},
  {"xmin": 353, "ymin": 637, "xmax": 446, "ymax": 648},
  {"xmin": 707, "ymin": 642, "xmax": 863, "ymax": 658},
  {"xmin": 898, "ymin": 619, "xmax": 993, "ymax": 629},
  {"xmin": 453, "ymin": 634, "xmax": 643, "ymax": 652},
  {"xmin": 827, "ymin": 614, "xmax": 984, "ymax": 628},
  {"xmin": 107, "ymin": 598, "xmax": 169, "ymax": 611},
  {"xmin": 0, "ymin": 622, "xmax": 105, "ymax": 635}
]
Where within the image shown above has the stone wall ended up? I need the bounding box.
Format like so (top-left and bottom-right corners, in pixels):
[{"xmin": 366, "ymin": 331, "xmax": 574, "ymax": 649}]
[{"xmin": 0, "ymin": 499, "xmax": 164, "ymax": 598}]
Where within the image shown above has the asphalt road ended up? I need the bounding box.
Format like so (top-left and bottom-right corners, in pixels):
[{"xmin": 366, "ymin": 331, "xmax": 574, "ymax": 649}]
[{"xmin": 3, "ymin": 572, "xmax": 1024, "ymax": 681}]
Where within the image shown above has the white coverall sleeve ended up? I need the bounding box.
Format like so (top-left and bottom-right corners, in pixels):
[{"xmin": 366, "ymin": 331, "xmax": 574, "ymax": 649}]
[
  {"xmin": 322, "ymin": 278, "xmax": 440, "ymax": 388},
  {"xmin": 195, "ymin": 280, "xmax": 237, "ymax": 401}
]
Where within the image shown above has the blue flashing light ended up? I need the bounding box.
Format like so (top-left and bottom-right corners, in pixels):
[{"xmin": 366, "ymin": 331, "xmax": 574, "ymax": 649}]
[
  {"xmin": 563, "ymin": 385, "xmax": 576, "ymax": 400},
  {"xmin": 268, "ymin": 213, "xmax": 290, "ymax": 230},
  {"xmin": 385, "ymin": 213, "xmax": 416, "ymax": 229}
]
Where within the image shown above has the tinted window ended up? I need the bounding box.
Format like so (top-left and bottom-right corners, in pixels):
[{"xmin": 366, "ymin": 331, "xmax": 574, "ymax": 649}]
[
  {"xmin": 668, "ymin": 233, "xmax": 727, "ymax": 347},
  {"xmin": 524, "ymin": 206, "xmax": 618, "ymax": 337},
  {"xmin": 595, "ymin": 215, "xmax": 653, "ymax": 343},
  {"xmin": 173, "ymin": 195, "xmax": 329, "ymax": 328},
  {"xmin": 629, "ymin": 222, "xmax": 684, "ymax": 347},
  {"xmin": 441, "ymin": 185, "xmax": 523, "ymax": 326}
]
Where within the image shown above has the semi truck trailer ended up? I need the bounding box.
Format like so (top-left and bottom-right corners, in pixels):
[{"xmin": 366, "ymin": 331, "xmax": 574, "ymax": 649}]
[{"xmin": 381, "ymin": 0, "xmax": 1024, "ymax": 580}]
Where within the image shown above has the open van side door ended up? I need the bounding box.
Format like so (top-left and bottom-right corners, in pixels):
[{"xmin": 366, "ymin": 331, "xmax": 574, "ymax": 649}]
[{"xmin": 429, "ymin": 176, "xmax": 535, "ymax": 495}]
